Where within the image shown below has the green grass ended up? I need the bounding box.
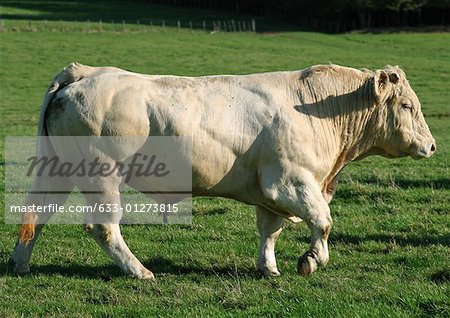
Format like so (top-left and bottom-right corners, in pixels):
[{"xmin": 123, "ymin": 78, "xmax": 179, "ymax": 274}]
[{"xmin": 1, "ymin": 12, "xmax": 450, "ymax": 318}]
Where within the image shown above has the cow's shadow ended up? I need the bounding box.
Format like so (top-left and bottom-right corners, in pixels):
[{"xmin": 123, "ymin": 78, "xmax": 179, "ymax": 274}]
[
  {"xmin": 0, "ymin": 255, "xmax": 260, "ymax": 280},
  {"xmin": 0, "ymin": 258, "xmax": 123, "ymax": 281},
  {"xmin": 143, "ymin": 256, "xmax": 259, "ymax": 278},
  {"xmin": 327, "ymin": 232, "xmax": 450, "ymax": 247},
  {"xmin": 359, "ymin": 176, "xmax": 450, "ymax": 190}
]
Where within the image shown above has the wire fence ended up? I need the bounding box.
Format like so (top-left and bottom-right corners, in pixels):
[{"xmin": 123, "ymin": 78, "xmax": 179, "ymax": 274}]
[{"xmin": 0, "ymin": 18, "xmax": 257, "ymax": 33}]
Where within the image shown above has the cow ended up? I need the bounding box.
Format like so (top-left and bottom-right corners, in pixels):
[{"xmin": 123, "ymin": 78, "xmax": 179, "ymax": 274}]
[{"xmin": 11, "ymin": 63, "xmax": 436, "ymax": 280}]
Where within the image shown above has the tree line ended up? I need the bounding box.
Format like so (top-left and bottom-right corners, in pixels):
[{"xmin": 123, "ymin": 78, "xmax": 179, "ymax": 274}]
[{"xmin": 146, "ymin": 0, "xmax": 450, "ymax": 32}]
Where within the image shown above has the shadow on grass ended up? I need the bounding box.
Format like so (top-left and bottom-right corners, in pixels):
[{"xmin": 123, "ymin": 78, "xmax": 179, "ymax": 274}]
[
  {"xmin": 192, "ymin": 207, "xmax": 228, "ymax": 216},
  {"xmin": 0, "ymin": 259, "xmax": 123, "ymax": 281},
  {"xmin": 430, "ymin": 268, "xmax": 450, "ymax": 284},
  {"xmin": 0, "ymin": 1, "xmax": 199, "ymax": 22},
  {"xmin": 0, "ymin": 256, "xmax": 261, "ymax": 280},
  {"xmin": 329, "ymin": 233, "xmax": 450, "ymax": 247},
  {"xmin": 0, "ymin": 0, "xmax": 274, "ymax": 31},
  {"xmin": 359, "ymin": 176, "xmax": 450, "ymax": 190},
  {"xmin": 143, "ymin": 256, "xmax": 261, "ymax": 278}
]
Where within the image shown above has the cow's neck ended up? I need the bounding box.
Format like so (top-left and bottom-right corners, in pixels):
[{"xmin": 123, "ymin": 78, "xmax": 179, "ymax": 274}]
[{"xmin": 313, "ymin": 82, "xmax": 378, "ymax": 192}]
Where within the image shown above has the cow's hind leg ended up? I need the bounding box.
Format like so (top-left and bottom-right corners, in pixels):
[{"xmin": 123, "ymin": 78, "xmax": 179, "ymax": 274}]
[
  {"xmin": 11, "ymin": 177, "xmax": 74, "ymax": 274},
  {"xmin": 83, "ymin": 190, "xmax": 155, "ymax": 280},
  {"xmin": 256, "ymin": 206, "xmax": 284, "ymax": 276}
]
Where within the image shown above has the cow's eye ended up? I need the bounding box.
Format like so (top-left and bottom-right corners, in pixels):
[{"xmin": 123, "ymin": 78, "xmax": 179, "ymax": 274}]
[{"xmin": 401, "ymin": 104, "xmax": 413, "ymax": 112}]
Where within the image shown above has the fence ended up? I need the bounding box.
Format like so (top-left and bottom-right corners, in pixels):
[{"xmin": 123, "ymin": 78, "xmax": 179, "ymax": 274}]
[{"xmin": 0, "ymin": 18, "xmax": 257, "ymax": 33}]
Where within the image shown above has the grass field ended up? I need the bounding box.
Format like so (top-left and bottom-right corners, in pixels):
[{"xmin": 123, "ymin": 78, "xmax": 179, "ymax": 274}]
[{"xmin": 1, "ymin": 3, "xmax": 450, "ymax": 317}]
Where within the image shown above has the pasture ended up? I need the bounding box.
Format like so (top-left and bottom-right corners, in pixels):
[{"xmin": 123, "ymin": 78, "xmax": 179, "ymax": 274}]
[{"xmin": 1, "ymin": 8, "xmax": 450, "ymax": 317}]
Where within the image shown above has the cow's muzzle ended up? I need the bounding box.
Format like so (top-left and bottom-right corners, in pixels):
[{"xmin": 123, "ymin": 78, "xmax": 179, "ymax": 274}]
[{"xmin": 415, "ymin": 140, "xmax": 436, "ymax": 159}]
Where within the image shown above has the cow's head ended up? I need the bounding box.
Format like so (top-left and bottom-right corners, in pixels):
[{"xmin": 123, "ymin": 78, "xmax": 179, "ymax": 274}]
[{"xmin": 372, "ymin": 66, "xmax": 436, "ymax": 159}]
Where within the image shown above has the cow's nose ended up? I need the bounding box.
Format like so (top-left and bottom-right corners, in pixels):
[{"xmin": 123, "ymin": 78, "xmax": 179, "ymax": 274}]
[
  {"xmin": 420, "ymin": 141, "xmax": 436, "ymax": 158},
  {"xmin": 430, "ymin": 143, "xmax": 436, "ymax": 153}
]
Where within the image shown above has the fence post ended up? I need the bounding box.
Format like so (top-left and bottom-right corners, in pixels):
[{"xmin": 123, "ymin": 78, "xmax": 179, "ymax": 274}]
[
  {"xmin": 251, "ymin": 18, "xmax": 256, "ymax": 32},
  {"xmin": 203, "ymin": 20, "xmax": 206, "ymax": 32},
  {"xmin": 177, "ymin": 20, "xmax": 180, "ymax": 31},
  {"xmin": 162, "ymin": 20, "xmax": 165, "ymax": 29},
  {"xmin": 99, "ymin": 19, "xmax": 102, "ymax": 32},
  {"xmin": 189, "ymin": 20, "xmax": 192, "ymax": 31}
]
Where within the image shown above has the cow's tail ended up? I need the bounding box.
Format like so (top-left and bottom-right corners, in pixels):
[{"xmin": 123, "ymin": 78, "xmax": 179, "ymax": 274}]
[
  {"xmin": 37, "ymin": 62, "xmax": 95, "ymax": 137},
  {"xmin": 19, "ymin": 62, "xmax": 93, "ymax": 244},
  {"xmin": 18, "ymin": 210, "xmax": 38, "ymax": 244}
]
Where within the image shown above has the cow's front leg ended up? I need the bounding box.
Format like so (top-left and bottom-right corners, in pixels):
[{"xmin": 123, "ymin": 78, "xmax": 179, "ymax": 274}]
[
  {"xmin": 259, "ymin": 166, "xmax": 332, "ymax": 276},
  {"xmin": 256, "ymin": 206, "xmax": 284, "ymax": 276},
  {"xmin": 297, "ymin": 204, "xmax": 332, "ymax": 276}
]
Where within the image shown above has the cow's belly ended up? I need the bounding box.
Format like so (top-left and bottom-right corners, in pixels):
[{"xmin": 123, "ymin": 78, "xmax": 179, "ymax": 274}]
[{"xmin": 191, "ymin": 160, "xmax": 262, "ymax": 205}]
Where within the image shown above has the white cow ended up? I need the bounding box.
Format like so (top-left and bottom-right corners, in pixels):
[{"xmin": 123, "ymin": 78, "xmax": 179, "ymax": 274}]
[{"xmin": 12, "ymin": 63, "xmax": 436, "ymax": 279}]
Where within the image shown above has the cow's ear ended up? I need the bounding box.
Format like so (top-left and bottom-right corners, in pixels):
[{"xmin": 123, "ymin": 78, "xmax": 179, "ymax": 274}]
[
  {"xmin": 388, "ymin": 71, "xmax": 400, "ymax": 84},
  {"xmin": 374, "ymin": 70, "xmax": 389, "ymax": 99}
]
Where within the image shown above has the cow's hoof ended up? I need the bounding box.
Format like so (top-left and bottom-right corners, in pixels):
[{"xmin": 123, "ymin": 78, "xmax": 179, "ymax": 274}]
[
  {"xmin": 13, "ymin": 262, "xmax": 30, "ymax": 275},
  {"xmin": 259, "ymin": 267, "xmax": 281, "ymax": 277},
  {"xmin": 297, "ymin": 252, "xmax": 317, "ymax": 276},
  {"xmin": 10, "ymin": 257, "xmax": 30, "ymax": 274},
  {"xmin": 139, "ymin": 269, "xmax": 156, "ymax": 282}
]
